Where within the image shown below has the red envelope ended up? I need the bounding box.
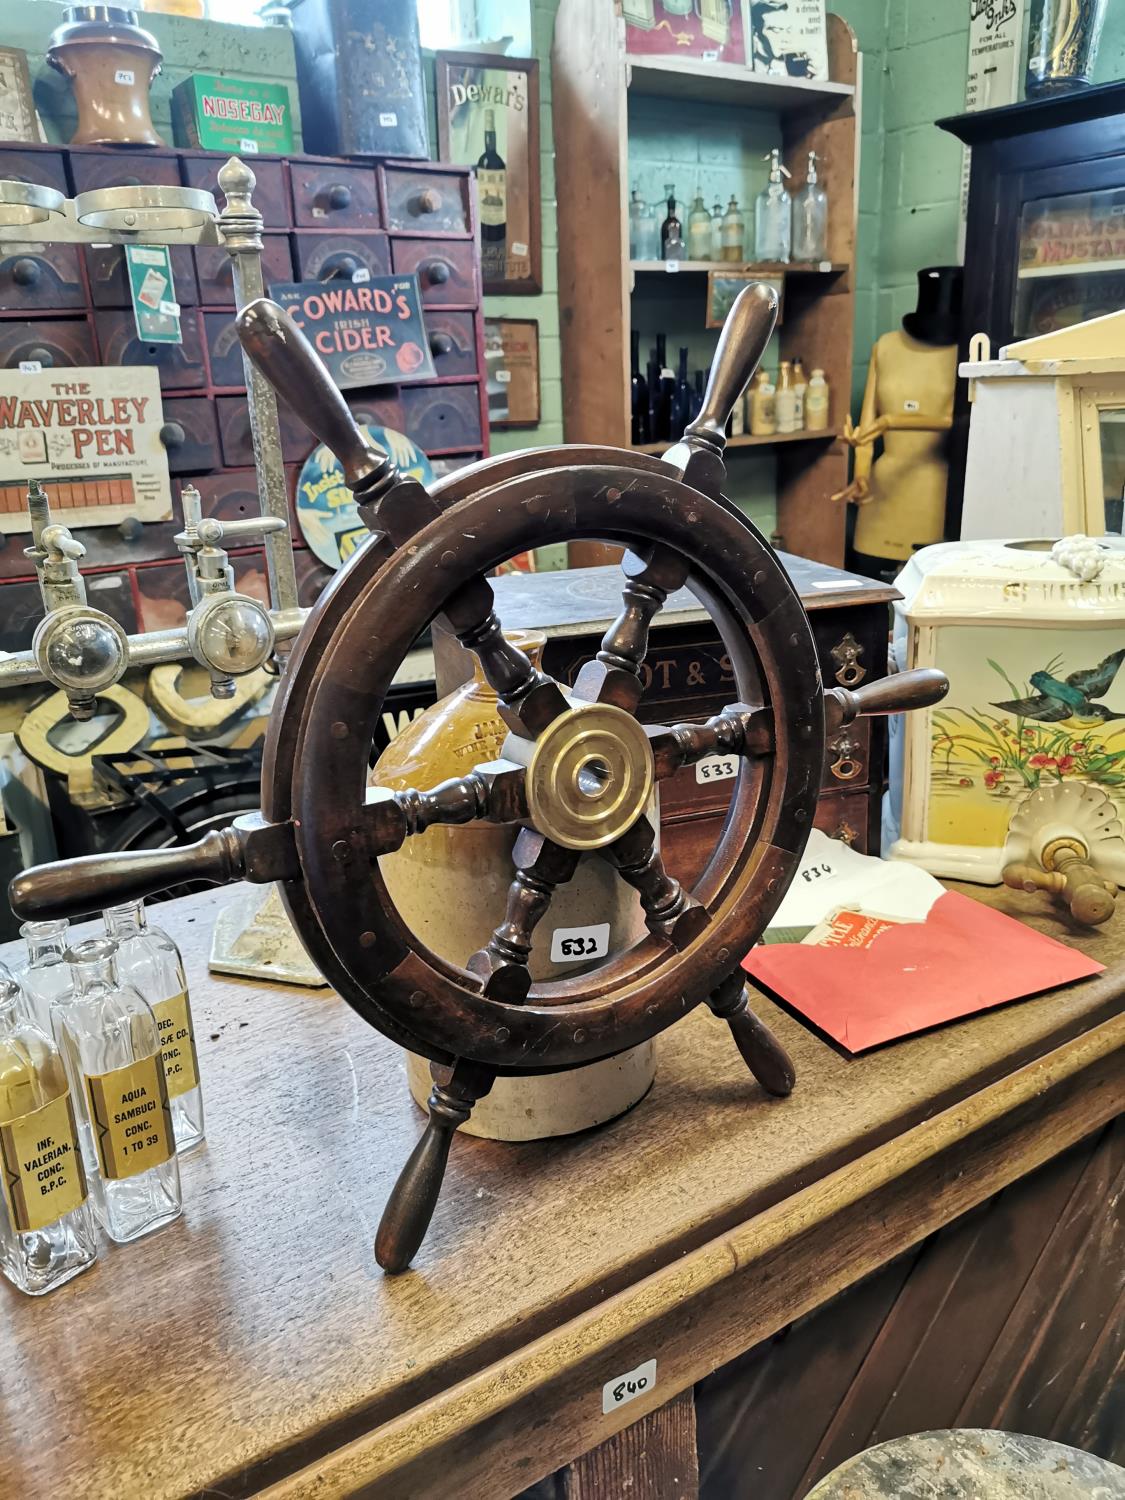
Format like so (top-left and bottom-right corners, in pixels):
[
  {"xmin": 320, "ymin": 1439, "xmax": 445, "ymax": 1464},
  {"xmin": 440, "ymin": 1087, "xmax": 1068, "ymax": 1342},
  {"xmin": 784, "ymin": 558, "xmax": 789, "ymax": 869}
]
[{"xmin": 743, "ymin": 889, "xmax": 1104, "ymax": 1054}]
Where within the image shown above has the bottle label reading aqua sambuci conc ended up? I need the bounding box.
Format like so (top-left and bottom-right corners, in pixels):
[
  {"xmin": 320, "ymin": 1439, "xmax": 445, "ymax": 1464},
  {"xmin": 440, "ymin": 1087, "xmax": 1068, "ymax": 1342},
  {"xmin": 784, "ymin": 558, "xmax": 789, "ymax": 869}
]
[{"xmin": 84, "ymin": 1053, "xmax": 175, "ymax": 1181}]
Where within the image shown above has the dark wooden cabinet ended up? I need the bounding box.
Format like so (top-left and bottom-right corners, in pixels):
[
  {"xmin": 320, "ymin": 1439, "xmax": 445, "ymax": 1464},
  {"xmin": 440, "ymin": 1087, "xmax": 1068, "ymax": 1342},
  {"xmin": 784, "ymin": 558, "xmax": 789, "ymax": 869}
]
[
  {"xmin": 0, "ymin": 142, "xmax": 488, "ymax": 650},
  {"xmin": 939, "ymin": 82, "xmax": 1125, "ymax": 535}
]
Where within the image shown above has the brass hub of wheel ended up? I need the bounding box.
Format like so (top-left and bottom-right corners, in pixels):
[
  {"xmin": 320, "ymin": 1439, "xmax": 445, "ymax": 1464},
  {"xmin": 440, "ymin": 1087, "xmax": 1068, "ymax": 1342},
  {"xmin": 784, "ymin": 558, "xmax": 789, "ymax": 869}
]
[{"xmin": 525, "ymin": 702, "xmax": 654, "ymax": 850}]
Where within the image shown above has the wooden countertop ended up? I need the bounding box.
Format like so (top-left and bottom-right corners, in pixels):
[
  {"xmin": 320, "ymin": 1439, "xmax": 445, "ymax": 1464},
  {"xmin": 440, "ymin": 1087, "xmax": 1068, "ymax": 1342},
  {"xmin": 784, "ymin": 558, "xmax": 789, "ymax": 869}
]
[{"xmin": 0, "ymin": 883, "xmax": 1121, "ymax": 1500}]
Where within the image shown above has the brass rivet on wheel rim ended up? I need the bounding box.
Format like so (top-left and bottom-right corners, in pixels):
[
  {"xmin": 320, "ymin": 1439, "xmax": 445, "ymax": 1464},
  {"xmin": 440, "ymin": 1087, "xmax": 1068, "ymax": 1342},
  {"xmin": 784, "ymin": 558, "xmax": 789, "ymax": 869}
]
[{"xmin": 526, "ymin": 702, "xmax": 654, "ymax": 850}]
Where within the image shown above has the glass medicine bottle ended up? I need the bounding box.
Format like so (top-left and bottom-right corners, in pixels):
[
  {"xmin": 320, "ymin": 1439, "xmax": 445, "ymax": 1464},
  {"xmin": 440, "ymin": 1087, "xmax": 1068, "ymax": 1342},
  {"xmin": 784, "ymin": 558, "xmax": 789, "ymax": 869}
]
[
  {"xmin": 791, "ymin": 150, "xmax": 829, "ymax": 262},
  {"xmin": 720, "ymin": 195, "xmax": 745, "ymax": 262},
  {"xmin": 686, "ymin": 191, "xmax": 712, "ymax": 261},
  {"xmin": 749, "ymin": 369, "xmax": 777, "ymax": 435},
  {"xmin": 775, "ymin": 359, "xmax": 798, "ymax": 432},
  {"xmin": 59, "ymin": 937, "xmax": 181, "ymax": 1244},
  {"xmin": 754, "ymin": 148, "xmax": 791, "ymax": 263},
  {"xmin": 18, "ymin": 918, "xmax": 73, "ymax": 1034},
  {"xmin": 660, "ymin": 184, "xmax": 684, "ymax": 259},
  {"xmin": 104, "ymin": 901, "xmax": 204, "ymax": 1152},
  {"xmin": 0, "ymin": 976, "xmax": 97, "ymax": 1295}
]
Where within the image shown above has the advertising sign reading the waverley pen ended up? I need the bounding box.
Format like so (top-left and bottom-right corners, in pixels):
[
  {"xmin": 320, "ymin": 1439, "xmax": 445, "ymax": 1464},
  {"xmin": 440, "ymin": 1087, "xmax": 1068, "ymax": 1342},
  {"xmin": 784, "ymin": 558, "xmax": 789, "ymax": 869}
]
[
  {"xmin": 267, "ymin": 274, "xmax": 435, "ymax": 389},
  {"xmin": 0, "ymin": 367, "xmax": 171, "ymax": 533}
]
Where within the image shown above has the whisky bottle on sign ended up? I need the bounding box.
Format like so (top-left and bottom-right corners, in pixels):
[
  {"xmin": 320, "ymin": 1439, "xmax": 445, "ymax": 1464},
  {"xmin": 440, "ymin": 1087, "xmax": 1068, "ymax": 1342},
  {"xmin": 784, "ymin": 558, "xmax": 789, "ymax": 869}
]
[
  {"xmin": 104, "ymin": 901, "xmax": 204, "ymax": 1153},
  {"xmin": 60, "ymin": 938, "xmax": 181, "ymax": 1245},
  {"xmin": 477, "ymin": 108, "xmax": 507, "ymax": 272},
  {"xmin": 0, "ymin": 976, "xmax": 98, "ymax": 1295}
]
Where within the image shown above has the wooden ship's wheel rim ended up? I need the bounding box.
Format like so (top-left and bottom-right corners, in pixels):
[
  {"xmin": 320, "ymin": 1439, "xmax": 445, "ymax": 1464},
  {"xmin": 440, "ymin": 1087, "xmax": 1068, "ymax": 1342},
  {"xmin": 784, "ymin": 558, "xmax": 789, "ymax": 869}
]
[
  {"xmin": 5, "ymin": 288, "xmax": 948, "ymax": 1272},
  {"xmin": 263, "ymin": 452, "xmax": 825, "ymax": 1071}
]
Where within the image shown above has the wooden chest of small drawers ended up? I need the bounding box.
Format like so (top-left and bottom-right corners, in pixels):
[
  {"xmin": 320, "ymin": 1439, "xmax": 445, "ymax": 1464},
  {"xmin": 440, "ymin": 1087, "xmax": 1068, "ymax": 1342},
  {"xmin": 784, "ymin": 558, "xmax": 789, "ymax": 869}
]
[
  {"xmin": 432, "ymin": 560, "xmax": 900, "ymax": 880},
  {"xmin": 0, "ymin": 141, "xmax": 487, "ymax": 653}
]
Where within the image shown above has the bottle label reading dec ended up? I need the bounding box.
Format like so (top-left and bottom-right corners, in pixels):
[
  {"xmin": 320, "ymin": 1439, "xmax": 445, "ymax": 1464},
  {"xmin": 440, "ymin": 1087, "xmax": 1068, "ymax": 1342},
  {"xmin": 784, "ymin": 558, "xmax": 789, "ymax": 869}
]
[
  {"xmin": 153, "ymin": 991, "xmax": 200, "ymax": 1099},
  {"xmin": 0, "ymin": 1092, "xmax": 87, "ymax": 1233},
  {"xmin": 84, "ymin": 1054, "xmax": 174, "ymax": 1181}
]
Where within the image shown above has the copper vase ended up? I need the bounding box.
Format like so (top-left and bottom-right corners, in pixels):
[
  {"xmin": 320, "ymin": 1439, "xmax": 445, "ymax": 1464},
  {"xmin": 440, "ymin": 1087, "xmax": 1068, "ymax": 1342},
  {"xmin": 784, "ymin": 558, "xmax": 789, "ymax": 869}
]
[{"xmin": 48, "ymin": 6, "xmax": 164, "ymax": 147}]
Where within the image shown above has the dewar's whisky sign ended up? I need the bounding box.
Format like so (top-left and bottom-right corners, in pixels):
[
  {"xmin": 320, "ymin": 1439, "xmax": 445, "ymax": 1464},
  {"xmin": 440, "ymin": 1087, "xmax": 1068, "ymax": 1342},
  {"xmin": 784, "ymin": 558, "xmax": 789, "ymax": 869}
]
[{"xmin": 0, "ymin": 367, "xmax": 172, "ymax": 534}]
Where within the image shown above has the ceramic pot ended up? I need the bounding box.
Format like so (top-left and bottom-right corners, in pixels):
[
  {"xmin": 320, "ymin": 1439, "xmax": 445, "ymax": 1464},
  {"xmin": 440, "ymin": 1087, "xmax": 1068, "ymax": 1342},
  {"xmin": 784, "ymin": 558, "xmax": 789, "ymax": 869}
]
[
  {"xmin": 48, "ymin": 6, "xmax": 164, "ymax": 147},
  {"xmin": 371, "ymin": 630, "xmax": 657, "ymax": 1140}
]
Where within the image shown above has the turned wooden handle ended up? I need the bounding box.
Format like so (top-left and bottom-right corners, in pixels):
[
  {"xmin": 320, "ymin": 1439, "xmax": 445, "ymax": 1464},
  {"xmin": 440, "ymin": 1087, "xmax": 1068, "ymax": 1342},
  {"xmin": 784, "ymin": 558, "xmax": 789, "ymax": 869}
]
[
  {"xmin": 236, "ymin": 298, "xmax": 393, "ymax": 496},
  {"xmin": 374, "ymin": 1059, "xmax": 495, "ymax": 1274},
  {"xmin": 375, "ymin": 1116, "xmax": 456, "ymax": 1275},
  {"xmin": 683, "ymin": 282, "xmax": 779, "ymax": 454},
  {"xmin": 825, "ymin": 668, "xmax": 949, "ymax": 731},
  {"xmin": 1055, "ymin": 852, "xmax": 1116, "ymax": 927},
  {"xmin": 9, "ymin": 829, "xmax": 248, "ymax": 922},
  {"xmin": 709, "ymin": 973, "xmax": 796, "ymax": 1097},
  {"xmin": 725, "ymin": 999, "xmax": 796, "ymax": 1097}
]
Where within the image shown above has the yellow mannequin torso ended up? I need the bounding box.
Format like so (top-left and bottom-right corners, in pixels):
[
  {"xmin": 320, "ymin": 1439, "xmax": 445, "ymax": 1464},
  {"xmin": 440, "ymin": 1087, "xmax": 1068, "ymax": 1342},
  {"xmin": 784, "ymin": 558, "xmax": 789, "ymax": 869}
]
[{"xmin": 853, "ymin": 329, "xmax": 958, "ymax": 562}]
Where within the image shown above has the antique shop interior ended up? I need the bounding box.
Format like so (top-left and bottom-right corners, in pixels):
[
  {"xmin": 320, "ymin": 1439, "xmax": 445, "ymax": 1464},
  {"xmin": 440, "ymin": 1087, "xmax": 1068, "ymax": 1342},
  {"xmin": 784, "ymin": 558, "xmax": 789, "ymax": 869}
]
[{"xmin": 0, "ymin": 2, "xmax": 1123, "ymax": 1497}]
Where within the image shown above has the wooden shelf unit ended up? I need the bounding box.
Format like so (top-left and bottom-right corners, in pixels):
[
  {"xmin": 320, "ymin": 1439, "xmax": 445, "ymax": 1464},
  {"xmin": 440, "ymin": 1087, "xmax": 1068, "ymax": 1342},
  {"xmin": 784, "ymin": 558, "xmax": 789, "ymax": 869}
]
[
  {"xmin": 625, "ymin": 52, "xmax": 856, "ymax": 111},
  {"xmin": 553, "ymin": 4, "xmax": 860, "ymax": 566}
]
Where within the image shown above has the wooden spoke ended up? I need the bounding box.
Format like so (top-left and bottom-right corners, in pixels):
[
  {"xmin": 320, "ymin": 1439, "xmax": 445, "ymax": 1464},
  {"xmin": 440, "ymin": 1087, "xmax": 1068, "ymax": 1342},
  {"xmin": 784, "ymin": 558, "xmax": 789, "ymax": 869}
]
[
  {"xmin": 465, "ymin": 828, "xmax": 582, "ymax": 1003},
  {"xmin": 443, "ymin": 577, "xmax": 569, "ymax": 738},
  {"xmin": 707, "ymin": 970, "xmax": 795, "ymax": 1096},
  {"xmin": 374, "ymin": 1055, "xmax": 496, "ymax": 1274},
  {"xmin": 647, "ymin": 702, "xmax": 774, "ymax": 782},
  {"xmin": 359, "ymin": 760, "xmax": 528, "ymax": 858},
  {"xmin": 602, "ymin": 816, "xmax": 711, "ymax": 950},
  {"xmin": 572, "ymin": 545, "xmax": 691, "ymax": 712}
]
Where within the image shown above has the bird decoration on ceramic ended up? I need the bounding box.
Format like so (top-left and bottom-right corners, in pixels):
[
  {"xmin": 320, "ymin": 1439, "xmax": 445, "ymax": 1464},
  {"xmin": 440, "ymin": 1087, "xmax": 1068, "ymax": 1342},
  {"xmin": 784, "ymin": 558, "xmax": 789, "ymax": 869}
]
[{"xmin": 992, "ymin": 649, "xmax": 1125, "ymax": 725}]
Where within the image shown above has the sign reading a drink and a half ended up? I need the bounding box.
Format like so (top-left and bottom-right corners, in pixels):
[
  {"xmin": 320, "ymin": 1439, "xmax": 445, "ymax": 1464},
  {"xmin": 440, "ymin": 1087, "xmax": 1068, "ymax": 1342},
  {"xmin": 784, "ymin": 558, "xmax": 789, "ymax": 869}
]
[
  {"xmin": 267, "ymin": 274, "xmax": 436, "ymax": 389},
  {"xmin": 0, "ymin": 367, "xmax": 171, "ymax": 534}
]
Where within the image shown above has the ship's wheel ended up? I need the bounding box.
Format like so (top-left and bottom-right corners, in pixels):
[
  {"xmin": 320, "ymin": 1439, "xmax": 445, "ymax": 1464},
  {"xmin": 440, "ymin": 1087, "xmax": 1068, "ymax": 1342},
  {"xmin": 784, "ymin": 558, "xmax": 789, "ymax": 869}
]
[{"xmin": 11, "ymin": 287, "xmax": 947, "ymax": 1271}]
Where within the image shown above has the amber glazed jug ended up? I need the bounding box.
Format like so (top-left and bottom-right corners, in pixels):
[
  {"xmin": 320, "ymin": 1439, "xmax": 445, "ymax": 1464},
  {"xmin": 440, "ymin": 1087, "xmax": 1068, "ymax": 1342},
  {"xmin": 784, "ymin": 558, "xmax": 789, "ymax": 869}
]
[
  {"xmin": 371, "ymin": 631, "xmax": 657, "ymax": 1140},
  {"xmin": 48, "ymin": 6, "xmax": 164, "ymax": 147}
]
